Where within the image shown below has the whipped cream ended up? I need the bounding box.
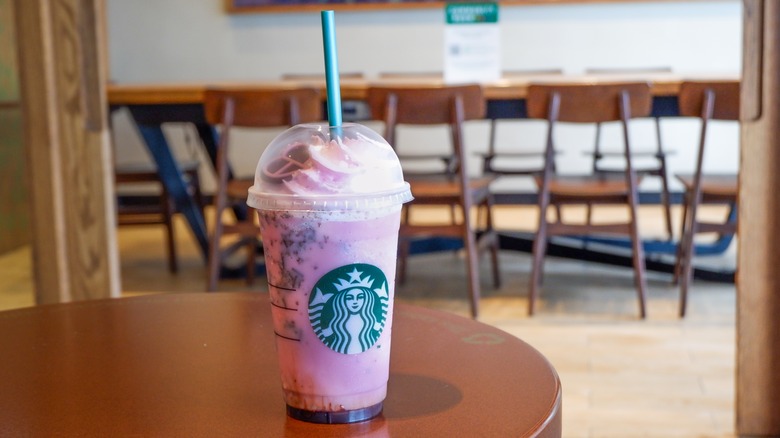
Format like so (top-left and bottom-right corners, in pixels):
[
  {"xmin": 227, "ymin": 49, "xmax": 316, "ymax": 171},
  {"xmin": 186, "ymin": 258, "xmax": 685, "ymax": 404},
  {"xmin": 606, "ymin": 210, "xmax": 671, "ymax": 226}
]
[
  {"xmin": 248, "ymin": 123, "xmax": 412, "ymax": 212},
  {"xmin": 281, "ymin": 133, "xmax": 404, "ymax": 196}
]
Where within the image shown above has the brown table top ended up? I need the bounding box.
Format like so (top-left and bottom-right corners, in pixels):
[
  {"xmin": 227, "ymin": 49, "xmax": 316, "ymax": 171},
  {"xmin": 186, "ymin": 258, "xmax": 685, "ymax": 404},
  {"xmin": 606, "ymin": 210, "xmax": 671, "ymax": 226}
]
[
  {"xmin": 0, "ymin": 293, "xmax": 561, "ymax": 437},
  {"xmin": 106, "ymin": 72, "xmax": 740, "ymax": 106}
]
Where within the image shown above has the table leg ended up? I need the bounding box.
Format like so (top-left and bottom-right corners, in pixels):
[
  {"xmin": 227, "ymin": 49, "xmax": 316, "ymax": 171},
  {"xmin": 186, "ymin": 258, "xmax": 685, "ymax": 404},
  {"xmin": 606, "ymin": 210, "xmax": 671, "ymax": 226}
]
[
  {"xmin": 193, "ymin": 122, "xmax": 220, "ymax": 172},
  {"xmin": 135, "ymin": 124, "xmax": 210, "ymax": 261},
  {"xmin": 192, "ymin": 121, "xmax": 263, "ymax": 281}
]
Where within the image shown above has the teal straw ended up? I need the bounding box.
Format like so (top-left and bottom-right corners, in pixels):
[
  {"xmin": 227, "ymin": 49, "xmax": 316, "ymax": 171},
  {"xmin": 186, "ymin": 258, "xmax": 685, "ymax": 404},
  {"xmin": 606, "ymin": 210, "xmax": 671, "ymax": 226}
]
[{"xmin": 321, "ymin": 10, "xmax": 343, "ymax": 138}]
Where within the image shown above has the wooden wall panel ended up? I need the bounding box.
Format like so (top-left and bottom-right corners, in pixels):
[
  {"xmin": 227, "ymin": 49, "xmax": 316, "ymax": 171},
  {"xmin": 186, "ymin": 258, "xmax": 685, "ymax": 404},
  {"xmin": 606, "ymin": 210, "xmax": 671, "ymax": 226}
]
[{"xmin": 15, "ymin": 0, "xmax": 119, "ymax": 303}]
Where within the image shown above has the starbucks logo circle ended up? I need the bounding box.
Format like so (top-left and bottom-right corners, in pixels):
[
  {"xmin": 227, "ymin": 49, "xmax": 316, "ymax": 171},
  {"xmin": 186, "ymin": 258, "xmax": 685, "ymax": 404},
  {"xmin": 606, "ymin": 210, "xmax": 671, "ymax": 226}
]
[{"xmin": 309, "ymin": 264, "xmax": 389, "ymax": 354}]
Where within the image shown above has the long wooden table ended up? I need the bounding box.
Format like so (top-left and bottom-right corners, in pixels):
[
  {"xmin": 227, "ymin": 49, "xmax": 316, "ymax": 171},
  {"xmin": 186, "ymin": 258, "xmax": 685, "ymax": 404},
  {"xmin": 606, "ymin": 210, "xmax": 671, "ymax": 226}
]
[
  {"xmin": 108, "ymin": 72, "xmax": 739, "ymax": 105},
  {"xmin": 107, "ymin": 73, "xmax": 739, "ymax": 268}
]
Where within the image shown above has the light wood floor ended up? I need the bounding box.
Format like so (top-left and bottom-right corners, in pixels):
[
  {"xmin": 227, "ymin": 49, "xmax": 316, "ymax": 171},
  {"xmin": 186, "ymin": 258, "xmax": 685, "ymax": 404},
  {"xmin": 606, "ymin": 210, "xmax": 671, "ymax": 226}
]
[{"xmin": 0, "ymin": 204, "xmax": 737, "ymax": 438}]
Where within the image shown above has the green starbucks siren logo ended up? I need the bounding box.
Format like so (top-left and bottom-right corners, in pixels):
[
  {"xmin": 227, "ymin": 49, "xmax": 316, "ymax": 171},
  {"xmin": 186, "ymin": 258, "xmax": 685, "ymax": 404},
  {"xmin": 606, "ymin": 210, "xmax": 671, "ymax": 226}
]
[{"xmin": 309, "ymin": 264, "xmax": 389, "ymax": 354}]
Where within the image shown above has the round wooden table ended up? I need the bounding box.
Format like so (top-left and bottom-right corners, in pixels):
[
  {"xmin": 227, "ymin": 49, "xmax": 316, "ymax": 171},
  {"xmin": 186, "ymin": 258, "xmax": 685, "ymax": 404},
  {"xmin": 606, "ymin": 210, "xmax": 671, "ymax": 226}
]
[{"xmin": 0, "ymin": 293, "xmax": 561, "ymax": 437}]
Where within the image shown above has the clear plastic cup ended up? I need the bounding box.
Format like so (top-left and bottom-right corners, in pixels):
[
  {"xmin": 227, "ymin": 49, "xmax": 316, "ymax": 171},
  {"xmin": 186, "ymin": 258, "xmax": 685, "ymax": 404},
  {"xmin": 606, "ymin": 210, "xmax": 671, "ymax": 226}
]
[{"xmin": 247, "ymin": 123, "xmax": 412, "ymax": 423}]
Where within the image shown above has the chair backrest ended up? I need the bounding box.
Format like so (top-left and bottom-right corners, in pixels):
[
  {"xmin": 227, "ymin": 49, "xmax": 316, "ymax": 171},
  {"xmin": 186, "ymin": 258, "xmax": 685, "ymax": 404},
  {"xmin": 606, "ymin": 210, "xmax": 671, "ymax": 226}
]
[
  {"xmin": 526, "ymin": 82, "xmax": 653, "ymax": 123},
  {"xmin": 203, "ymin": 87, "xmax": 323, "ymax": 198},
  {"xmin": 203, "ymin": 87, "xmax": 322, "ymax": 128},
  {"xmin": 366, "ymin": 84, "xmax": 484, "ymax": 178},
  {"xmin": 679, "ymin": 81, "xmax": 741, "ymax": 185},
  {"xmin": 678, "ymin": 81, "xmax": 740, "ymax": 121},
  {"xmin": 366, "ymin": 84, "xmax": 485, "ymax": 127},
  {"xmin": 527, "ymin": 82, "xmax": 653, "ymax": 191}
]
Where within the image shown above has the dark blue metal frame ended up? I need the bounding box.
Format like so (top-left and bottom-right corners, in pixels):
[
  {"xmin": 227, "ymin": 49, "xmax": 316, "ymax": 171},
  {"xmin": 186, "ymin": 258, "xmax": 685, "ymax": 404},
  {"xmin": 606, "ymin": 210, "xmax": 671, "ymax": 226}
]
[
  {"xmin": 119, "ymin": 104, "xmax": 213, "ymax": 260},
  {"xmin": 407, "ymin": 233, "xmax": 734, "ymax": 283},
  {"xmin": 113, "ymin": 93, "xmax": 735, "ymax": 281},
  {"xmin": 569, "ymin": 201, "xmax": 736, "ymax": 256}
]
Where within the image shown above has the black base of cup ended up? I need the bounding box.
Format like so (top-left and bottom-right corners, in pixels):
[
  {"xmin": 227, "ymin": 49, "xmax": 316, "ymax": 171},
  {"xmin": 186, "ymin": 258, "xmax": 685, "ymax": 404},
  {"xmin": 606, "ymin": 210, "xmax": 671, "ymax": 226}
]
[{"xmin": 286, "ymin": 402, "xmax": 383, "ymax": 424}]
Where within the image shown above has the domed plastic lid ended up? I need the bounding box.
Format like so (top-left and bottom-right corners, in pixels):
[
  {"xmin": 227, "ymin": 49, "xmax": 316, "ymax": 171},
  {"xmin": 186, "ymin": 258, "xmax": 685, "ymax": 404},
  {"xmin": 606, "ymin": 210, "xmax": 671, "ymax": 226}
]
[{"xmin": 247, "ymin": 123, "xmax": 413, "ymax": 211}]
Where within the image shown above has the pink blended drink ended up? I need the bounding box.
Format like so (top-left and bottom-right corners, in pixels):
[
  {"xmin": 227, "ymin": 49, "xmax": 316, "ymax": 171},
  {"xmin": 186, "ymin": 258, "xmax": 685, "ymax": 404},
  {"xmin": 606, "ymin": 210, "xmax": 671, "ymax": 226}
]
[{"xmin": 247, "ymin": 123, "xmax": 412, "ymax": 423}]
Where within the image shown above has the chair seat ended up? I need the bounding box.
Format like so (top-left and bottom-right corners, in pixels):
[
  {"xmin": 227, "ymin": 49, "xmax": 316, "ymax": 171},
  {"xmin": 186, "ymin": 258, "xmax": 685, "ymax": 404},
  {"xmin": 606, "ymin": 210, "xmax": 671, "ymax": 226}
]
[
  {"xmin": 408, "ymin": 175, "xmax": 496, "ymax": 201},
  {"xmin": 226, "ymin": 178, "xmax": 254, "ymax": 200},
  {"xmin": 676, "ymin": 173, "xmax": 738, "ymax": 198},
  {"xmin": 534, "ymin": 174, "xmax": 637, "ymax": 198}
]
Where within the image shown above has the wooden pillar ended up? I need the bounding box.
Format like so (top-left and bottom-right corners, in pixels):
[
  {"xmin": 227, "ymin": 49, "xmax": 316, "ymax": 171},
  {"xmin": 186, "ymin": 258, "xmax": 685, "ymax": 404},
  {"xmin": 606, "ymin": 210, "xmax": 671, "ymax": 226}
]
[
  {"xmin": 15, "ymin": 0, "xmax": 120, "ymax": 303},
  {"xmin": 0, "ymin": 0, "xmax": 30, "ymax": 254},
  {"xmin": 737, "ymin": 0, "xmax": 780, "ymax": 435}
]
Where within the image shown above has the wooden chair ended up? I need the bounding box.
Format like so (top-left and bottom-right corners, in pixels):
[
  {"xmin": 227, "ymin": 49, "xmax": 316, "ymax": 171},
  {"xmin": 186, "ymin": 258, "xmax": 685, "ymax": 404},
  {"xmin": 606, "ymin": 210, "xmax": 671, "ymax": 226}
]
[
  {"xmin": 203, "ymin": 86, "xmax": 322, "ymax": 291},
  {"xmin": 526, "ymin": 82, "xmax": 652, "ymax": 318},
  {"xmin": 115, "ymin": 161, "xmax": 204, "ymax": 273},
  {"xmin": 585, "ymin": 67, "xmax": 675, "ymax": 239},
  {"xmin": 673, "ymin": 81, "xmax": 740, "ymax": 317},
  {"xmin": 366, "ymin": 84, "xmax": 501, "ymax": 318}
]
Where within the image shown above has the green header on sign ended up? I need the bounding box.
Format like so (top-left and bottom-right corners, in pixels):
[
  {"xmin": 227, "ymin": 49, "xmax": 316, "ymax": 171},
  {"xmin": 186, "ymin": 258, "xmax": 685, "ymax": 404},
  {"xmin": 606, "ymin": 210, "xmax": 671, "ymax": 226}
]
[{"xmin": 446, "ymin": 2, "xmax": 499, "ymax": 25}]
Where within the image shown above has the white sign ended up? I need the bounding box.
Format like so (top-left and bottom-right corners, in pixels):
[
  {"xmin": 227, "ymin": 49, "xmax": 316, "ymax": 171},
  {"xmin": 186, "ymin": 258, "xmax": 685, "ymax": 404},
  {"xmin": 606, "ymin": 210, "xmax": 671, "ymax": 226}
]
[{"xmin": 444, "ymin": 2, "xmax": 501, "ymax": 84}]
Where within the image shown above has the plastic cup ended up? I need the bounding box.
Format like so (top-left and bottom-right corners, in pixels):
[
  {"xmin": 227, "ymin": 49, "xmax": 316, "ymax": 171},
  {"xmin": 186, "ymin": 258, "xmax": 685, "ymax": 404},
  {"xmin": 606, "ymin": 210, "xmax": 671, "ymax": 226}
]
[{"xmin": 247, "ymin": 122, "xmax": 412, "ymax": 423}]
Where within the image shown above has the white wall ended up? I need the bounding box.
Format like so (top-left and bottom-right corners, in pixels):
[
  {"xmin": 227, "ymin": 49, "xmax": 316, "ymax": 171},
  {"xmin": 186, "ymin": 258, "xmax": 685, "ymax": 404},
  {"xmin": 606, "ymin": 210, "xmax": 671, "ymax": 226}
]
[{"xmin": 107, "ymin": 0, "xmax": 742, "ymax": 195}]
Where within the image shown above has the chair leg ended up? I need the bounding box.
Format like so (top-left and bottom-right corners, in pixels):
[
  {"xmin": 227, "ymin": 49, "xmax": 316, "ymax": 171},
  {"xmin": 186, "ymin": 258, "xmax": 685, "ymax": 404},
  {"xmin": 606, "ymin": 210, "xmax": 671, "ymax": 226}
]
[
  {"xmin": 245, "ymin": 239, "xmax": 256, "ymax": 286},
  {"xmin": 677, "ymin": 205, "xmax": 699, "ymax": 318},
  {"xmin": 245, "ymin": 212, "xmax": 257, "ymax": 286},
  {"xmin": 628, "ymin": 199, "xmax": 648, "ymax": 319},
  {"xmin": 162, "ymin": 192, "xmax": 178, "ymax": 274},
  {"xmin": 462, "ymin": 219, "xmax": 481, "ymax": 319},
  {"xmin": 489, "ymin": 237, "xmax": 501, "ymax": 289},
  {"xmin": 659, "ymin": 165, "xmax": 674, "ymax": 240},
  {"xmin": 585, "ymin": 202, "xmax": 593, "ymax": 226},
  {"xmin": 484, "ymin": 200, "xmax": 501, "ymax": 289},
  {"xmin": 672, "ymin": 238, "xmax": 685, "ymax": 286},
  {"xmin": 464, "ymin": 238, "xmax": 481, "ymax": 319},
  {"xmin": 528, "ymin": 205, "xmax": 549, "ymax": 316},
  {"xmin": 396, "ymin": 237, "xmax": 410, "ymax": 286},
  {"xmin": 583, "ymin": 202, "xmax": 594, "ymax": 249},
  {"xmin": 678, "ymin": 231, "xmax": 696, "ymax": 318},
  {"xmin": 207, "ymin": 205, "xmax": 225, "ymax": 292},
  {"xmin": 672, "ymin": 192, "xmax": 691, "ymax": 285},
  {"xmin": 397, "ymin": 205, "xmax": 413, "ymax": 285}
]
